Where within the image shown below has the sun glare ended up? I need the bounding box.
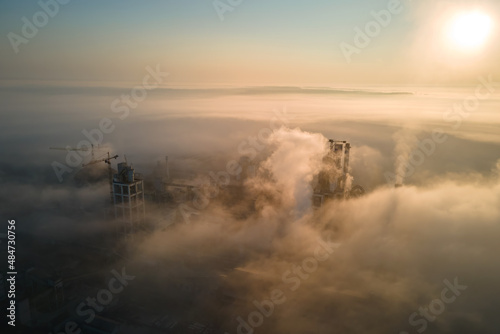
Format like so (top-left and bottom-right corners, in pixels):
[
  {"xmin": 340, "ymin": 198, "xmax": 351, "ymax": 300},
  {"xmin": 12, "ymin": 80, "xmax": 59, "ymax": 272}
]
[{"xmin": 448, "ymin": 11, "xmax": 493, "ymax": 50}]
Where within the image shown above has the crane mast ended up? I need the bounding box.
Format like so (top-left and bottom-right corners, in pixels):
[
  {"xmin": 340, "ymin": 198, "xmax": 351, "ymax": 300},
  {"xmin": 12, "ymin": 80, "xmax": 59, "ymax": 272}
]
[{"xmin": 83, "ymin": 153, "xmax": 119, "ymax": 205}]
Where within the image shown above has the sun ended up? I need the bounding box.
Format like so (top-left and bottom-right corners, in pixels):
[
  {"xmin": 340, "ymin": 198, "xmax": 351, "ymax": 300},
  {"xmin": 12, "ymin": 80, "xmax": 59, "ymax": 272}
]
[{"xmin": 448, "ymin": 11, "xmax": 493, "ymax": 50}]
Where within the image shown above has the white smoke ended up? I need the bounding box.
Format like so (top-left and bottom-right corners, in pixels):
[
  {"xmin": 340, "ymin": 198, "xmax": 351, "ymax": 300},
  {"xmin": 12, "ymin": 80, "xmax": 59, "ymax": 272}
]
[
  {"xmin": 393, "ymin": 127, "xmax": 420, "ymax": 185},
  {"xmin": 493, "ymin": 159, "xmax": 500, "ymax": 178},
  {"xmin": 258, "ymin": 128, "xmax": 328, "ymax": 217}
]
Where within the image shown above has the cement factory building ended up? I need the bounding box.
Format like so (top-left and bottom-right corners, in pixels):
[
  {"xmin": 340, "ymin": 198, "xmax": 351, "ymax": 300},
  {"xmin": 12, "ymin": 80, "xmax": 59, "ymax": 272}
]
[{"xmin": 112, "ymin": 162, "xmax": 146, "ymax": 234}]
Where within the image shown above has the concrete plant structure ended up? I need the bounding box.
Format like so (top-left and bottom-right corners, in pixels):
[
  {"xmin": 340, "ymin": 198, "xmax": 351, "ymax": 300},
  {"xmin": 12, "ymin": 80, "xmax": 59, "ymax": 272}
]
[
  {"xmin": 112, "ymin": 162, "xmax": 146, "ymax": 234},
  {"xmin": 313, "ymin": 140, "xmax": 364, "ymax": 208}
]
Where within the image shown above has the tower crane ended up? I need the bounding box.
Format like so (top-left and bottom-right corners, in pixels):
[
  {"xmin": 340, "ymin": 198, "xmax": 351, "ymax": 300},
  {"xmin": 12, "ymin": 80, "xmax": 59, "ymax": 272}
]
[
  {"xmin": 82, "ymin": 153, "xmax": 119, "ymax": 168},
  {"xmin": 49, "ymin": 144, "xmax": 108, "ymax": 161},
  {"xmin": 50, "ymin": 145, "xmax": 118, "ymax": 204},
  {"xmin": 82, "ymin": 153, "xmax": 119, "ymax": 204}
]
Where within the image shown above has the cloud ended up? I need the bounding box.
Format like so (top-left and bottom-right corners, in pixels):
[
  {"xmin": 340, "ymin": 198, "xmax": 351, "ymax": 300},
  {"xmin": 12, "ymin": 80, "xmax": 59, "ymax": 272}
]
[
  {"xmin": 118, "ymin": 127, "xmax": 500, "ymax": 334},
  {"xmin": 2, "ymin": 85, "xmax": 500, "ymax": 333}
]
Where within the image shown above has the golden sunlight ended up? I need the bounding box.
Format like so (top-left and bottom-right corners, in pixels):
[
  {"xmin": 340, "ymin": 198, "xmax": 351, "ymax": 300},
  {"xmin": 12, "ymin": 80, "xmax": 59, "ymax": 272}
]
[{"xmin": 447, "ymin": 11, "xmax": 493, "ymax": 50}]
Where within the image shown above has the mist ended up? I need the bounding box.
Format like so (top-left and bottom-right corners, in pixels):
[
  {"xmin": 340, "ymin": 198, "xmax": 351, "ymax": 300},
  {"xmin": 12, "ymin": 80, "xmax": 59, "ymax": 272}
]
[{"xmin": 1, "ymin": 83, "xmax": 500, "ymax": 333}]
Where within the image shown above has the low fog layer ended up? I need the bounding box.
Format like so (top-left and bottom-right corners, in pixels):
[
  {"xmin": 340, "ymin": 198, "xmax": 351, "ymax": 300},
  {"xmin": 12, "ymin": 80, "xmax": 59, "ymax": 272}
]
[
  {"xmin": 125, "ymin": 128, "xmax": 500, "ymax": 334},
  {"xmin": 1, "ymin": 86, "xmax": 500, "ymax": 333}
]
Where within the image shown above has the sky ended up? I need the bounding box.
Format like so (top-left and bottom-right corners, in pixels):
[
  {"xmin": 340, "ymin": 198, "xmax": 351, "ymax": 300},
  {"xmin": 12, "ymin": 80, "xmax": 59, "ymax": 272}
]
[
  {"xmin": 1, "ymin": 0, "xmax": 499, "ymax": 85},
  {"xmin": 1, "ymin": 1, "xmax": 500, "ymax": 333}
]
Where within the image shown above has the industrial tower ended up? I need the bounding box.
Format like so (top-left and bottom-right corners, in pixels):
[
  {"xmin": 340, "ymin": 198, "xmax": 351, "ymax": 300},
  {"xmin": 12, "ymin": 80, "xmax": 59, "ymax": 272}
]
[
  {"xmin": 313, "ymin": 140, "xmax": 364, "ymax": 207},
  {"xmin": 112, "ymin": 162, "xmax": 146, "ymax": 234}
]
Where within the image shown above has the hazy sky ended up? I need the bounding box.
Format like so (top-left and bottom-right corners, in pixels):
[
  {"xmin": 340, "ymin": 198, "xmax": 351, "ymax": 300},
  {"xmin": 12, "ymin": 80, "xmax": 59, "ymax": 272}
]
[
  {"xmin": 1, "ymin": 0, "xmax": 499, "ymax": 85},
  {"xmin": 2, "ymin": 3, "xmax": 500, "ymax": 333}
]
